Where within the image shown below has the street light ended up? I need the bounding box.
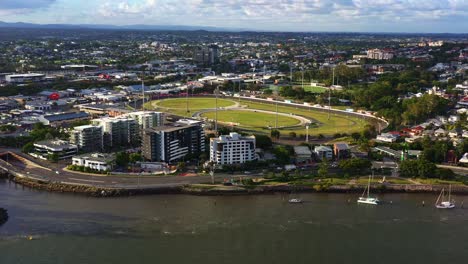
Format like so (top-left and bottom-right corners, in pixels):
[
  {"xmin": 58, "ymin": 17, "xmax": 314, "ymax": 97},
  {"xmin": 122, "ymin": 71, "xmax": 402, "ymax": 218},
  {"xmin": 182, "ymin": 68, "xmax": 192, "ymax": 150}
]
[
  {"xmin": 306, "ymin": 125, "xmax": 309, "ymax": 143},
  {"xmin": 210, "ymin": 168, "xmax": 215, "ymax": 185},
  {"xmin": 186, "ymin": 81, "xmax": 190, "ymax": 113},
  {"xmin": 214, "ymin": 86, "xmax": 220, "ymax": 134},
  {"xmin": 301, "ymin": 67, "xmax": 304, "ymax": 90}
]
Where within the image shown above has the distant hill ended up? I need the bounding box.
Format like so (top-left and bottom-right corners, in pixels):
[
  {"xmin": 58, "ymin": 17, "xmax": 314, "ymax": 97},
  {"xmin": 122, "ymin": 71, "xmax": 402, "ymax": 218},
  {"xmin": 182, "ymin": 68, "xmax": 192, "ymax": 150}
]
[{"xmin": 0, "ymin": 21, "xmax": 241, "ymax": 32}]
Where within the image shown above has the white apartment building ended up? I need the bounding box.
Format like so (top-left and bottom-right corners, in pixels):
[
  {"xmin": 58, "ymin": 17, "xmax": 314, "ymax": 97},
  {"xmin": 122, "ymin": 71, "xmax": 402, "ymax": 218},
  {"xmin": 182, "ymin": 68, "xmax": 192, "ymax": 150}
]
[
  {"xmin": 69, "ymin": 125, "xmax": 103, "ymax": 153},
  {"xmin": 123, "ymin": 111, "xmax": 164, "ymax": 129},
  {"xmin": 92, "ymin": 116, "xmax": 139, "ymax": 148},
  {"xmin": 366, "ymin": 49, "xmax": 394, "ymax": 60},
  {"xmin": 210, "ymin": 133, "xmax": 256, "ymax": 165}
]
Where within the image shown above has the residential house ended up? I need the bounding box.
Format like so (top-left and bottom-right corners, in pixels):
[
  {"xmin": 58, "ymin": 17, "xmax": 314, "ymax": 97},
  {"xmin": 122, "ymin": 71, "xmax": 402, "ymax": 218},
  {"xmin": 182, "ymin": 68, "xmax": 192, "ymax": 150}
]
[
  {"xmin": 409, "ymin": 126, "xmax": 424, "ymax": 137},
  {"xmin": 434, "ymin": 128, "xmax": 447, "ymax": 137},
  {"xmin": 448, "ymin": 115, "xmax": 460, "ymax": 123},
  {"xmin": 334, "ymin": 143, "xmax": 350, "ymax": 160},
  {"xmin": 459, "ymin": 153, "xmax": 468, "ymax": 164},
  {"xmin": 293, "ymin": 146, "xmax": 312, "ymax": 164},
  {"xmin": 463, "ymin": 130, "xmax": 468, "ymax": 138},
  {"xmin": 376, "ymin": 133, "xmax": 398, "ymax": 143},
  {"xmin": 448, "ymin": 128, "xmax": 462, "ymax": 138},
  {"xmin": 314, "ymin": 145, "xmax": 333, "ymax": 160}
]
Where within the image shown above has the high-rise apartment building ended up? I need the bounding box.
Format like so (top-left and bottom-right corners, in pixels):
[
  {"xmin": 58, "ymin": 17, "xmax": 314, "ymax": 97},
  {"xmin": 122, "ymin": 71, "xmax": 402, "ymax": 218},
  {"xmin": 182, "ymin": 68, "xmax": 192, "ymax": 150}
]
[
  {"xmin": 123, "ymin": 111, "xmax": 164, "ymax": 130},
  {"xmin": 92, "ymin": 117, "xmax": 139, "ymax": 149},
  {"xmin": 210, "ymin": 132, "xmax": 256, "ymax": 165},
  {"xmin": 142, "ymin": 124, "xmax": 205, "ymax": 163},
  {"xmin": 194, "ymin": 45, "xmax": 219, "ymax": 66},
  {"xmin": 69, "ymin": 125, "xmax": 103, "ymax": 153}
]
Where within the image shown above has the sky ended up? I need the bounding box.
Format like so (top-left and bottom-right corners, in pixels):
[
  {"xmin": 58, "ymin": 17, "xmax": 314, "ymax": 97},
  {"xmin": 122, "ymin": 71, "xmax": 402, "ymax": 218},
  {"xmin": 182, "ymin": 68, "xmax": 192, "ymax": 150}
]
[{"xmin": 0, "ymin": 0, "xmax": 467, "ymax": 33}]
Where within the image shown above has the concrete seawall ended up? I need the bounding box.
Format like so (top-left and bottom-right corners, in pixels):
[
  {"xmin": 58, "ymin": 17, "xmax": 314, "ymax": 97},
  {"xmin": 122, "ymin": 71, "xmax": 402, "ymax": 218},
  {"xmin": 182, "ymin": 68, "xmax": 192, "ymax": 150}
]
[{"xmin": 8, "ymin": 175, "xmax": 468, "ymax": 197}]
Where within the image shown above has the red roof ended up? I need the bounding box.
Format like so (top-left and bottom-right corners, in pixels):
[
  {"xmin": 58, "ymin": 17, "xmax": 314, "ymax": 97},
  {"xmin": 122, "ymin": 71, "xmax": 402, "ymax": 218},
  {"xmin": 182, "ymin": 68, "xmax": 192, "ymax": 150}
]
[{"xmin": 412, "ymin": 126, "xmax": 424, "ymax": 131}]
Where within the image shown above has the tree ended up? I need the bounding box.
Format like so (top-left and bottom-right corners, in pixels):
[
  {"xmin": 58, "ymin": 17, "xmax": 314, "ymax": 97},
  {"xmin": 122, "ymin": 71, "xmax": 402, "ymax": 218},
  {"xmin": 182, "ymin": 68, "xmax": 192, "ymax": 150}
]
[
  {"xmin": 399, "ymin": 160, "xmax": 419, "ymax": 178},
  {"xmin": 254, "ymin": 134, "xmax": 273, "ymax": 149},
  {"xmin": 351, "ymin": 132, "xmax": 361, "ymax": 142},
  {"xmin": 318, "ymin": 159, "xmax": 329, "ymax": 178},
  {"xmin": 271, "ymin": 129, "xmax": 280, "ymax": 140},
  {"xmin": 22, "ymin": 142, "xmax": 34, "ymax": 153},
  {"xmin": 400, "ymin": 159, "xmax": 437, "ymax": 178},
  {"xmin": 177, "ymin": 162, "xmax": 186, "ymax": 171},
  {"xmin": 273, "ymin": 146, "xmax": 290, "ymax": 165},
  {"xmin": 338, "ymin": 158, "xmax": 372, "ymax": 176},
  {"xmin": 289, "ymin": 132, "xmax": 297, "ymax": 138},
  {"xmin": 115, "ymin": 152, "xmax": 130, "ymax": 167},
  {"xmin": 129, "ymin": 153, "xmax": 143, "ymax": 164},
  {"xmin": 47, "ymin": 153, "xmax": 59, "ymax": 163}
]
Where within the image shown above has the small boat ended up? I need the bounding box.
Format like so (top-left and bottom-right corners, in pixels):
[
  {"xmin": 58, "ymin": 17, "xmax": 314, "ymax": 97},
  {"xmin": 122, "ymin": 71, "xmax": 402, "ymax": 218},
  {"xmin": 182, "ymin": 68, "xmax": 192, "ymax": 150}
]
[
  {"xmin": 435, "ymin": 185, "xmax": 455, "ymax": 209},
  {"xmin": 357, "ymin": 174, "xmax": 379, "ymax": 205},
  {"xmin": 358, "ymin": 197, "xmax": 379, "ymax": 205},
  {"xmin": 288, "ymin": 198, "xmax": 303, "ymax": 204}
]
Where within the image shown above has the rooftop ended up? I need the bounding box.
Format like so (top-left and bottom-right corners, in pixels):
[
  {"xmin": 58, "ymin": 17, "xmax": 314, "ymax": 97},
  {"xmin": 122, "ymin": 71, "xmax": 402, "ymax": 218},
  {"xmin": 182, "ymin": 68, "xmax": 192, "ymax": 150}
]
[
  {"xmin": 314, "ymin": 145, "xmax": 332, "ymax": 152},
  {"xmin": 73, "ymin": 125, "xmax": 100, "ymax": 131},
  {"xmin": 42, "ymin": 112, "xmax": 89, "ymax": 122},
  {"xmin": 334, "ymin": 143, "xmax": 350, "ymax": 150},
  {"xmin": 73, "ymin": 153, "xmax": 115, "ymax": 163},
  {"xmin": 34, "ymin": 139, "xmax": 77, "ymax": 150},
  {"xmin": 294, "ymin": 146, "xmax": 312, "ymax": 156}
]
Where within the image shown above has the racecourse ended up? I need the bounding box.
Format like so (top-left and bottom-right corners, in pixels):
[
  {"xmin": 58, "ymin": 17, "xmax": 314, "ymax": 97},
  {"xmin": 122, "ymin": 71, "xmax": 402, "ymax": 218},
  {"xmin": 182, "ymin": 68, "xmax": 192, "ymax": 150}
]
[
  {"xmin": 200, "ymin": 110, "xmax": 303, "ymax": 130},
  {"xmin": 148, "ymin": 97, "xmax": 369, "ymax": 136}
]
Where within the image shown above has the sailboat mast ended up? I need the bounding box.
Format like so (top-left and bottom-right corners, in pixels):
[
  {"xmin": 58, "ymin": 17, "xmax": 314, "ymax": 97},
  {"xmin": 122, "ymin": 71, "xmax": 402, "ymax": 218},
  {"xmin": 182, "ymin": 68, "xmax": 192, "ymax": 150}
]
[
  {"xmin": 367, "ymin": 174, "xmax": 371, "ymax": 198},
  {"xmin": 436, "ymin": 188, "xmax": 443, "ymax": 206},
  {"xmin": 448, "ymin": 185, "xmax": 452, "ymax": 202}
]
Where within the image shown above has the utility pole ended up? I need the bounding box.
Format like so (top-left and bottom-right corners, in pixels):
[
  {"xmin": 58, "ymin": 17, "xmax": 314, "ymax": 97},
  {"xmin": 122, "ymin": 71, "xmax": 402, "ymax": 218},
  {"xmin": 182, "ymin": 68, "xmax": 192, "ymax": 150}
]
[
  {"xmin": 186, "ymin": 81, "xmax": 190, "ymax": 113},
  {"xmin": 210, "ymin": 166, "xmax": 215, "ymax": 185},
  {"xmin": 215, "ymin": 86, "xmax": 219, "ymax": 134},
  {"xmin": 301, "ymin": 67, "xmax": 304, "ymax": 90},
  {"xmin": 289, "ymin": 62, "xmax": 293, "ymax": 83},
  {"xmin": 141, "ymin": 80, "xmax": 145, "ymax": 111},
  {"xmin": 275, "ymin": 101, "xmax": 279, "ymax": 129},
  {"xmin": 328, "ymin": 68, "xmax": 334, "ymax": 120},
  {"xmin": 306, "ymin": 125, "xmax": 309, "ymax": 143},
  {"xmin": 238, "ymin": 81, "xmax": 241, "ymax": 104}
]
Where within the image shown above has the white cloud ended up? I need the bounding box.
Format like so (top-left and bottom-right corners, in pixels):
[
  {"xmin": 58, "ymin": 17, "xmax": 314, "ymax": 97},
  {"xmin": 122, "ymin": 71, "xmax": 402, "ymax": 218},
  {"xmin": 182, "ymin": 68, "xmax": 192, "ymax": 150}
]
[
  {"xmin": 2, "ymin": 0, "xmax": 467, "ymax": 32},
  {"xmin": 95, "ymin": 0, "xmax": 468, "ymax": 22}
]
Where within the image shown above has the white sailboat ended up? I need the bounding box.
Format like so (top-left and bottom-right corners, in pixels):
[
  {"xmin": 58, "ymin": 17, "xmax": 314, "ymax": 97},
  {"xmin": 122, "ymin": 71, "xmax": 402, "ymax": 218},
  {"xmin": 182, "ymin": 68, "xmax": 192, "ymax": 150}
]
[
  {"xmin": 435, "ymin": 185, "xmax": 455, "ymax": 209},
  {"xmin": 288, "ymin": 198, "xmax": 303, "ymax": 204},
  {"xmin": 357, "ymin": 174, "xmax": 380, "ymax": 205}
]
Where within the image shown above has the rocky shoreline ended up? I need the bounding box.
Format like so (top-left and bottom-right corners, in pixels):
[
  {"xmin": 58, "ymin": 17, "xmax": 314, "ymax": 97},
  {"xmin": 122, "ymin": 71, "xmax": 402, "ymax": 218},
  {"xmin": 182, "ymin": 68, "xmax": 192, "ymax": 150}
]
[{"xmin": 9, "ymin": 176, "xmax": 468, "ymax": 197}]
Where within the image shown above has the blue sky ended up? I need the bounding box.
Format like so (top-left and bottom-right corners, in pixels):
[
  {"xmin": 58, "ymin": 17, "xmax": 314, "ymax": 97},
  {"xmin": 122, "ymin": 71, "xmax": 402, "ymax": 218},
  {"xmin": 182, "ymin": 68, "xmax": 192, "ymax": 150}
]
[{"xmin": 0, "ymin": 0, "xmax": 467, "ymax": 33}]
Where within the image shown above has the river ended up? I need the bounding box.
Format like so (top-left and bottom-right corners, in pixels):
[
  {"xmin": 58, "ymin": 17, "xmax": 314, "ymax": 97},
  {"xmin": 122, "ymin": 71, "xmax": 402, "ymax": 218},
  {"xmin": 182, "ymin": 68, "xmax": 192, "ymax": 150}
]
[{"xmin": 1, "ymin": 179, "xmax": 467, "ymax": 264}]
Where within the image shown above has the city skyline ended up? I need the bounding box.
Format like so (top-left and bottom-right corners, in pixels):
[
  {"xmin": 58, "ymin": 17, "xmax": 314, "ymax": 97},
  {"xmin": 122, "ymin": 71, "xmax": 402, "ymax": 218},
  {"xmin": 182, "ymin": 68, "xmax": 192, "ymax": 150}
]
[{"xmin": 0, "ymin": 0, "xmax": 467, "ymax": 33}]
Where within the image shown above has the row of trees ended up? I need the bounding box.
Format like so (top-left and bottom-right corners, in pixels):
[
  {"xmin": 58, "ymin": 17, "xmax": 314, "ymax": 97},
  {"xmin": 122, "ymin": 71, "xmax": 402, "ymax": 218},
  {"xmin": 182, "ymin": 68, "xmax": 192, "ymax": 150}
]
[{"xmin": 399, "ymin": 159, "xmax": 455, "ymax": 180}]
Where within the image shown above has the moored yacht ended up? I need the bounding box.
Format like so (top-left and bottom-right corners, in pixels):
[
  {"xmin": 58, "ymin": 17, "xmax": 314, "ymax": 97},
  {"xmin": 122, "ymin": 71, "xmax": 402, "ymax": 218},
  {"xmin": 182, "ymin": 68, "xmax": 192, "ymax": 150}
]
[{"xmin": 357, "ymin": 174, "xmax": 380, "ymax": 205}]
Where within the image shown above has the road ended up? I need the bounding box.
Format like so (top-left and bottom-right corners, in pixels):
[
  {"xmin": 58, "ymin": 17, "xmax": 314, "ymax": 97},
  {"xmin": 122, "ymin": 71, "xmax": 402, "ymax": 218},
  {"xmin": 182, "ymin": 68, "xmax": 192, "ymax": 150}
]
[{"xmin": 0, "ymin": 148, "xmax": 260, "ymax": 189}]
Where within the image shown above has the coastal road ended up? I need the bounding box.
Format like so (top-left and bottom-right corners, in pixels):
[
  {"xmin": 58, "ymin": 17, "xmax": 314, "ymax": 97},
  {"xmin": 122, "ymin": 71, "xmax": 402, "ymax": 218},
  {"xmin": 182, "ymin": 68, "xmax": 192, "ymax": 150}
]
[{"xmin": 0, "ymin": 148, "xmax": 261, "ymax": 189}]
